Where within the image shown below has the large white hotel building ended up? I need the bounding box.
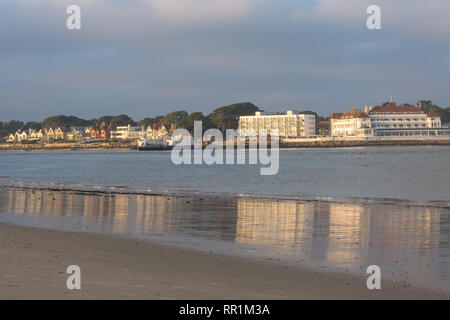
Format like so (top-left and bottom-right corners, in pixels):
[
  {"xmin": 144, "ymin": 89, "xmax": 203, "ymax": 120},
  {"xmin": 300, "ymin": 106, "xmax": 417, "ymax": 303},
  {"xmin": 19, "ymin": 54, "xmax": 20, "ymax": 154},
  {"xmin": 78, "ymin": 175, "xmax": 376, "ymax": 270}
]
[
  {"xmin": 330, "ymin": 103, "xmax": 449, "ymax": 138},
  {"xmin": 238, "ymin": 110, "xmax": 316, "ymax": 138}
]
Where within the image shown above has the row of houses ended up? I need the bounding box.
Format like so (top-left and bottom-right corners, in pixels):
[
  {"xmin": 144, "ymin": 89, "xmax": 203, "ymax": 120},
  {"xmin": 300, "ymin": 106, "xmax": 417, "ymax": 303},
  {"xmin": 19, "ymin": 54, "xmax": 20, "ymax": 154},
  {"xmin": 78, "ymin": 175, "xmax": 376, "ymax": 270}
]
[
  {"xmin": 5, "ymin": 123, "xmax": 175, "ymax": 143},
  {"xmin": 7, "ymin": 127, "xmax": 91, "ymax": 142}
]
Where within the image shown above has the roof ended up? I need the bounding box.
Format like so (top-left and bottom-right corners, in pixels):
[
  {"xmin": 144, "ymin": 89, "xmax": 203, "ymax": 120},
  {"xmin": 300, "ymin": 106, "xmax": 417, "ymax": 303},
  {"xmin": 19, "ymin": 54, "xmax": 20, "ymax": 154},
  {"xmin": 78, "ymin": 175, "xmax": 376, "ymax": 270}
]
[
  {"xmin": 330, "ymin": 109, "xmax": 369, "ymax": 119},
  {"xmin": 369, "ymin": 103, "xmax": 441, "ymax": 118},
  {"xmin": 369, "ymin": 103, "xmax": 423, "ymax": 114}
]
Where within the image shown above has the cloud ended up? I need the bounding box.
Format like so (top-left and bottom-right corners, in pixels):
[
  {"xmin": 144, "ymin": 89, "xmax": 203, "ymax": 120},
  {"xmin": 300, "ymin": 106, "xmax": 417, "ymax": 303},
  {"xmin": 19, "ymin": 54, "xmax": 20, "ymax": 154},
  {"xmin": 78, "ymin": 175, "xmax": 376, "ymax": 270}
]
[
  {"xmin": 291, "ymin": 0, "xmax": 450, "ymax": 37},
  {"xmin": 148, "ymin": 0, "xmax": 251, "ymax": 23},
  {"xmin": 292, "ymin": 0, "xmax": 366, "ymax": 23},
  {"xmin": 1, "ymin": 0, "xmax": 450, "ymax": 122}
]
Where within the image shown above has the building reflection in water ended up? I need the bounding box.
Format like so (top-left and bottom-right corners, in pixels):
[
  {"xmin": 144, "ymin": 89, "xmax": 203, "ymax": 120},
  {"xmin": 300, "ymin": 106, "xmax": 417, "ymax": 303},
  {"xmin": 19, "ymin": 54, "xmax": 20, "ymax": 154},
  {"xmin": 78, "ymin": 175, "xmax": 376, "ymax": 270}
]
[
  {"xmin": 234, "ymin": 198, "xmax": 445, "ymax": 275},
  {"xmin": 1, "ymin": 187, "xmax": 448, "ymax": 286},
  {"xmin": 235, "ymin": 199, "xmax": 315, "ymax": 250}
]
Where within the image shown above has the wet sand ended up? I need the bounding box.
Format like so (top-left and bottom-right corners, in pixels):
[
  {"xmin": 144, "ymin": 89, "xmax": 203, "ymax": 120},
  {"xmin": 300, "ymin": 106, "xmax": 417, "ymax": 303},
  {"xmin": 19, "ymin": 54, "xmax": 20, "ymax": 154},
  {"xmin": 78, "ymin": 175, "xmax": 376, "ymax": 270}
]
[{"xmin": 1, "ymin": 222, "xmax": 449, "ymax": 299}]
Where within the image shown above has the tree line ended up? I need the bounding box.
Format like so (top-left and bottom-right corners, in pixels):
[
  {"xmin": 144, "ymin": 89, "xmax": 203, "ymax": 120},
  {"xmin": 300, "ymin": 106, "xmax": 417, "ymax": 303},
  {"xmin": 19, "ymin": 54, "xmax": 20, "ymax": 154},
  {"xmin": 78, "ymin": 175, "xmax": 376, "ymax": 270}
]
[
  {"xmin": 2, "ymin": 100, "xmax": 449, "ymax": 139},
  {"xmin": 0, "ymin": 102, "xmax": 261, "ymax": 137}
]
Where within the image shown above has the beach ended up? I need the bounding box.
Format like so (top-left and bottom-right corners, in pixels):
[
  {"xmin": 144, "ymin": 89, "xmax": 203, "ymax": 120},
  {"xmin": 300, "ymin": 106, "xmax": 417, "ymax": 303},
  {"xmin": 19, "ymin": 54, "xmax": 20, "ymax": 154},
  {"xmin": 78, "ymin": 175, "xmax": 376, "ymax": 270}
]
[{"xmin": 1, "ymin": 222, "xmax": 448, "ymax": 300}]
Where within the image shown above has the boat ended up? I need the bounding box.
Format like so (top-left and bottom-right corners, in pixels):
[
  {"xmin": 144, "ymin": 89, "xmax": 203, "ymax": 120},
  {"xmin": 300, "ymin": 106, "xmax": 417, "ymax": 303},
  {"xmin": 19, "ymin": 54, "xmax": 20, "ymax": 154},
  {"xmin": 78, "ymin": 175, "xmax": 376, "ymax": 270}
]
[
  {"xmin": 138, "ymin": 144, "xmax": 173, "ymax": 151},
  {"xmin": 137, "ymin": 138, "xmax": 174, "ymax": 151}
]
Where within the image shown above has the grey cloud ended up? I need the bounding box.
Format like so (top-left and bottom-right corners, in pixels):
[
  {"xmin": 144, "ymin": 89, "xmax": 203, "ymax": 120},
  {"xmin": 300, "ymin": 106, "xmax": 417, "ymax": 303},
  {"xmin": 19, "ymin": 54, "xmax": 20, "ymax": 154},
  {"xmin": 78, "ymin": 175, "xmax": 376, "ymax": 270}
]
[{"xmin": 1, "ymin": 0, "xmax": 449, "ymax": 122}]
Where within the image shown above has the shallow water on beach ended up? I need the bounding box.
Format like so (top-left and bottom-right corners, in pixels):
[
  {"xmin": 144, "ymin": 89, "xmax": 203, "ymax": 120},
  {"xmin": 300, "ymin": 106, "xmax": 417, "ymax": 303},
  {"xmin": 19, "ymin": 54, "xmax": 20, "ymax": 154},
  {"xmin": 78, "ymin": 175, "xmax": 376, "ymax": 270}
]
[
  {"xmin": 0, "ymin": 186, "xmax": 449, "ymax": 292},
  {"xmin": 1, "ymin": 146, "xmax": 450, "ymax": 291}
]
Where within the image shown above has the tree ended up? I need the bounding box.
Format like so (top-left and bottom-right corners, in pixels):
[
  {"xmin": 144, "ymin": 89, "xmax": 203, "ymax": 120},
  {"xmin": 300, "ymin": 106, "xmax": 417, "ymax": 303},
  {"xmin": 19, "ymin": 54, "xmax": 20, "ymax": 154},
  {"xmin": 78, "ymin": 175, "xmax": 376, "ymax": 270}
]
[
  {"xmin": 208, "ymin": 102, "xmax": 260, "ymax": 131},
  {"xmin": 109, "ymin": 114, "xmax": 135, "ymax": 128},
  {"xmin": 185, "ymin": 112, "xmax": 211, "ymax": 133},
  {"xmin": 416, "ymin": 100, "xmax": 450, "ymax": 123},
  {"xmin": 97, "ymin": 116, "xmax": 114, "ymax": 126},
  {"xmin": 22, "ymin": 122, "xmax": 42, "ymax": 131},
  {"xmin": 42, "ymin": 115, "xmax": 89, "ymax": 128},
  {"xmin": 418, "ymin": 100, "xmax": 433, "ymax": 110},
  {"xmin": 0, "ymin": 121, "xmax": 24, "ymax": 139},
  {"xmin": 137, "ymin": 117, "xmax": 157, "ymax": 129},
  {"xmin": 163, "ymin": 111, "xmax": 189, "ymax": 128}
]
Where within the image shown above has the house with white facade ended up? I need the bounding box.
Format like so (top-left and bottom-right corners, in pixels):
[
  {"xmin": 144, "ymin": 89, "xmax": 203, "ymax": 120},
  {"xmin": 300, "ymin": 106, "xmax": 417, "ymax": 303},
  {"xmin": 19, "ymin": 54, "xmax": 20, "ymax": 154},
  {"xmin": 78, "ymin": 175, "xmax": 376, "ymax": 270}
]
[
  {"xmin": 30, "ymin": 129, "xmax": 44, "ymax": 140},
  {"xmin": 6, "ymin": 133, "xmax": 16, "ymax": 142},
  {"xmin": 146, "ymin": 124, "xmax": 170, "ymax": 140},
  {"xmin": 111, "ymin": 124, "xmax": 144, "ymax": 140},
  {"xmin": 330, "ymin": 109, "xmax": 371, "ymax": 137},
  {"xmin": 17, "ymin": 131, "xmax": 29, "ymax": 142},
  {"xmin": 44, "ymin": 128, "xmax": 55, "ymax": 140}
]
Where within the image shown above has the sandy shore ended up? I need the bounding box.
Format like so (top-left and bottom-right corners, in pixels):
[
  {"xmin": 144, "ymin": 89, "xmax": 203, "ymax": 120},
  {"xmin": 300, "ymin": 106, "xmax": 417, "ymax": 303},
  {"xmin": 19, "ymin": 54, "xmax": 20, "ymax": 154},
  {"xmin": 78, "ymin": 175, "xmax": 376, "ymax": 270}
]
[{"xmin": 1, "ymin": 222, "xmax": 448, "ymax": 300}]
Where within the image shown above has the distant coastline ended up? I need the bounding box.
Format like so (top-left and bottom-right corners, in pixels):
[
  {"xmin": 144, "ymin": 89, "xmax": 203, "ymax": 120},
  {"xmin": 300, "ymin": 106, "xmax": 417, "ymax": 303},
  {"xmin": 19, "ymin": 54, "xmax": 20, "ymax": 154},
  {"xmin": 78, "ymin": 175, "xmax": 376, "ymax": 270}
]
[
  {"xmin": 0, "ymin": 141, "xmax": 132, "ymax": 151},
  {"xmin": 2, "ymin": 138, "xmax": 450, "ymax": 151}
]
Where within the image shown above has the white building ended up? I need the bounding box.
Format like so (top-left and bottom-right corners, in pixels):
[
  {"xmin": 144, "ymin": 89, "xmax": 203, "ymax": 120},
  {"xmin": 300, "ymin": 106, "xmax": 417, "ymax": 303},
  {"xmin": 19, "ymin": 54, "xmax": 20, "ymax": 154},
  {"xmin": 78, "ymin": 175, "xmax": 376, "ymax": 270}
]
[
  {"xmin": 330, "ymin": 103, "xmax": 447, "ymax": 137},
  {"xmin": 111, "ymin": 125, "xmax": 144, "ymax": 140},
  {"xmin": 238, "ymin": 110, "xmax": 316, "ymax": 138},
  {"xmin": 368, "ymin": 103, "xmax": 441, "ymax": 129},
  {"xmin": 330, "ymin": 109, "xmax": 371, "ymax": 137}
]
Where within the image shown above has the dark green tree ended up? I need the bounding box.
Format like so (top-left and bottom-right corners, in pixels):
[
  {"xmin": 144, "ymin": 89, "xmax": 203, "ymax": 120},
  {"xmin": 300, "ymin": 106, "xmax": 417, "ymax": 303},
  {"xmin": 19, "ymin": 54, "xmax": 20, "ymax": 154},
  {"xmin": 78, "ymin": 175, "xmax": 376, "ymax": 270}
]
[
  {"xmin": 0, "ymin": 120, "xmax": 24, "ymax": 139},
  {"xmin": 42, "ymin": 115, "xmax": 89, "ymax": 128},
  {"xmin": 109, "ymin": 114, "xmax": 135, "ymax": 128},
  {"xmin": 22, "ymin": 122, "xmax": 43, "ymax": 131},
  {"xmin": 208, "ymin": 102, "xmax": 260, "ymax": 132},
  {"xmin": 163, "ymin": 111, "xmax": 189, "ymax": 128}
]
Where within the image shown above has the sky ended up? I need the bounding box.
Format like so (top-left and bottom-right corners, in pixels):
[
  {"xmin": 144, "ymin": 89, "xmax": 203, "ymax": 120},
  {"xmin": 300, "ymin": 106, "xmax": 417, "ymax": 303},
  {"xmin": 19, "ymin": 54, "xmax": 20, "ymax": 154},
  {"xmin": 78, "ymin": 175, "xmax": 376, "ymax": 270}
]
[{"xmin": 1, "ymin": 0, "xmax": 450, "ymax": 122}]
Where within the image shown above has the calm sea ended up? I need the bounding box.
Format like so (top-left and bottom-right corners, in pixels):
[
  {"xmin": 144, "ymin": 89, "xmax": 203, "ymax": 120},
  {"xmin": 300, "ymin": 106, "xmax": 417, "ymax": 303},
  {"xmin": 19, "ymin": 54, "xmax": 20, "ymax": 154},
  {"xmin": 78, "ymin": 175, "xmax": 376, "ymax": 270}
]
[{"xmin": 1, "ymin": 146, "xmax": 449, "ymax": 203}]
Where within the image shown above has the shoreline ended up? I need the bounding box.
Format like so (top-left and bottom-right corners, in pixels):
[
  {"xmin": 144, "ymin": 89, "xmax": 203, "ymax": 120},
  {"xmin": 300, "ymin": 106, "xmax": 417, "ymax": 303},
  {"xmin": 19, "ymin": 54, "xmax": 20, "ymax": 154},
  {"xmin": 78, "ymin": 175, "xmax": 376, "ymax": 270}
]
[
  {"xmin": 1, "ymin": 222, "xmax": 448, "ymax": 299},
  {"xmin": 1, "ymin": 139, "xmax": 450, "ymax": 151}
]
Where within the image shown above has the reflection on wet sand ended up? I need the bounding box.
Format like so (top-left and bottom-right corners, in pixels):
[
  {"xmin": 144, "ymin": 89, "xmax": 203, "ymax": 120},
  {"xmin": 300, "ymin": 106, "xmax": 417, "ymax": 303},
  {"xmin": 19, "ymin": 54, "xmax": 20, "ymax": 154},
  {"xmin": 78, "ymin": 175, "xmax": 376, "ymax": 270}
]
[
  {"xmin": 236, "ymin": 198, "xmax": 445, "ymax": 267},
  {"xmin": 1, "ymin": 187, "xmax": 449, "ymax": 290},
  {"xmin": 236, "ymin": 200, "xmax": 314, "ymax": 246}
]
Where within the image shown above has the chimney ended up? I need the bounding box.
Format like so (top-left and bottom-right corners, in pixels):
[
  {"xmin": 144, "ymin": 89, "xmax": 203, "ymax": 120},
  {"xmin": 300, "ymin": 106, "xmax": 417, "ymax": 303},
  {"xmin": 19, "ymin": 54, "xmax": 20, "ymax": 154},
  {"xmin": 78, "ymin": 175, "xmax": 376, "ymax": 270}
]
[{"xmin": 364, "ymin": 105, "xmax": 368, "ymax": 113}]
